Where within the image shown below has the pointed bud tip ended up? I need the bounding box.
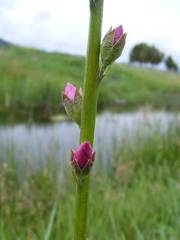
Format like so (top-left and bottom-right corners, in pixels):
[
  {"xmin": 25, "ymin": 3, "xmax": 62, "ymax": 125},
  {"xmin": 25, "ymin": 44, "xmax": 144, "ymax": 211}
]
[
  {"xmin": 63, "ymin": 82, "xmax": 77, "ymax": 101},
  {"xmin": 113, "ymin": 25, "xmax": 124, "ymax": 45}
]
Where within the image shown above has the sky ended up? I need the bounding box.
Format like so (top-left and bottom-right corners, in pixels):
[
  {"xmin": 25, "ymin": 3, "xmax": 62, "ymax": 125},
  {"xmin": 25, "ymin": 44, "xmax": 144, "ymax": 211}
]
[{"xmin": 0, "ymin": 0, "xmax": 180, "ymax": 64}]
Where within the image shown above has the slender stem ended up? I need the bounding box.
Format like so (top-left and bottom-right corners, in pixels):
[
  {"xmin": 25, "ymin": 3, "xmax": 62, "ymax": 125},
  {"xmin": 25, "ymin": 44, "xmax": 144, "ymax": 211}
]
[
  {"xmin": 74, "ymin": 1, "xmax": 104, "ymax": 240},
  {"xmin": 74, "ymin": 176, "xmax": 90, "ymax": 240},
  {"xmin": 80, "ymin": 0, "xmax": 104, "ymax": 144}
]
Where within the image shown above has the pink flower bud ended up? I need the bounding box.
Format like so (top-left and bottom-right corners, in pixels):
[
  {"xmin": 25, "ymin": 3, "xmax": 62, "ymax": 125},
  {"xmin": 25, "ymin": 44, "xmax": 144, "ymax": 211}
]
[
  {"xmin": 71, "ymin": 141, "xmax": 95, "ymax": 173},
  {"xmin": 62, "ymin": 82, "xmax": 82, "ymax": 125},
  {"xmin": 113, "ymin": 25, "xmax": 124, "ymax": 45},
  {"xmin": 101, "ymin": 25, "xmax": 127, "ymax": 68},
  {"xmin": 63, "ymin": 82, "xmax": 77, "ymax": 102}
]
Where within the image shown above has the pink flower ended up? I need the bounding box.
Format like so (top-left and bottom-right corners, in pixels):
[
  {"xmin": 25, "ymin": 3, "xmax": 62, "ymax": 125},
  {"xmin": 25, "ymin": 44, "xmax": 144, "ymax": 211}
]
[
  {"xmin": 113, "ymin": 25, "xmax": 124, "ymax": 45},
  {"xmin": 71, "ymin": 141, "xmax": 95, "ymax": 170},
  {"xmin": 63, "ymin": 82, "xmax": 77, "ymax": 102}
]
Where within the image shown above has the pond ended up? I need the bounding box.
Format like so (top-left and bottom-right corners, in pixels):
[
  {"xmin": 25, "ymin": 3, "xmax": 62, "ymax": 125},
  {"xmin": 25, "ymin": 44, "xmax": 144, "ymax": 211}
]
[{"xmin": 0, "ymin": 110, "xmax": 179, "ymax": 170}]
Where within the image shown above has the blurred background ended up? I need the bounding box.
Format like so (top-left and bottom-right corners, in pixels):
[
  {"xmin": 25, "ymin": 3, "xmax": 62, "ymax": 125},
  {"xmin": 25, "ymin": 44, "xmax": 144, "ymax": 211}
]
[{"xmin": 0, "ymin": 1, "xmax": 180, "ymax": 239}]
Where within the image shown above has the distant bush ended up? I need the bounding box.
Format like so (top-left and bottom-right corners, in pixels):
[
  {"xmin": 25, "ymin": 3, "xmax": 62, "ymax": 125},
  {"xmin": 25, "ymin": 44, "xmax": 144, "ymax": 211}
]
[
  {"xmin": 165, "ymin": 56, "xmax": 179, "ymax": 71},
  {"xmin": 130, "ymin": 43, "xmax": 164, "ymax": 65}
]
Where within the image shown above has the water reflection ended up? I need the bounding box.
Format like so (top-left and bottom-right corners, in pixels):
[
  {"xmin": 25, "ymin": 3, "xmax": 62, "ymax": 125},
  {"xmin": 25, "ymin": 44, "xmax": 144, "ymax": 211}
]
[{"xmin": 0, "ymin": 111, "xmax": 179, "ymax": 169}]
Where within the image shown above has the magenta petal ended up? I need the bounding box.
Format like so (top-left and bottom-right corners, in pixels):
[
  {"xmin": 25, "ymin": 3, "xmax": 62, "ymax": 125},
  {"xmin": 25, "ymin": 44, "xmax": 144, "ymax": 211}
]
[
  {"xmin": 73, "ymin": 141, "xmax": 94, "ymax": 169},
  {"xmin": 113, "ymin": 25, "xmax": 123, "ymax": 45},
  {"xmin": 64, "ymin": 82, "xmax": 76, "ymax": 101},
  {"xmin": 81, "ymin": 141, "xmax": 93, "ymax": 159}
]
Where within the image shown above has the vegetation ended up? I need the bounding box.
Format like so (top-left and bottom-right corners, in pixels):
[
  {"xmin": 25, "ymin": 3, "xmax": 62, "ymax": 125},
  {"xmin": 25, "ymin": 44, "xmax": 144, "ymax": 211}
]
[
  {"xmin": 0, "ymin": 46, "xmax": 180, "ymax": 121},
  {"xmin": 130, "ymin": 43, "xmax": 164, "ymax": 65},
  {"xmin": 165, "ymin": 56, "xmax": 179, "ymax": 71},
  {"xmin": 0, "ymin": 121, "xmax": 180, "ymax": 239},
  {"xmin": 0, "ymin": 42, "xmax": 180, "ymax": 239}
]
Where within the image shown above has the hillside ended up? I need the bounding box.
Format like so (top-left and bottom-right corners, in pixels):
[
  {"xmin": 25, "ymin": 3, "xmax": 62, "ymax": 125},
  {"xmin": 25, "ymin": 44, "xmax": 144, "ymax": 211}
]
[{"xmin": 0, "ymin": 45, "xmax": 180, "ymax": 120}]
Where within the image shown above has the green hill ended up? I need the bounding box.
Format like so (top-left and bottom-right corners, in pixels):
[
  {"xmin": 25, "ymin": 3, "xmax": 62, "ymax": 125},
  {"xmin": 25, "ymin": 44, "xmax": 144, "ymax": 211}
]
[{"xmin": 0, "ymin": 45, "xmax": 180, "ymax": 120}]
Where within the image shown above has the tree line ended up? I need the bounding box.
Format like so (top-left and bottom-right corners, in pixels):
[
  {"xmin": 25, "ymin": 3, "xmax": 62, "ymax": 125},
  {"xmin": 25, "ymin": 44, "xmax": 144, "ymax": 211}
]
[{"xmin": 130, "ymin": 43, "xmax": 179, "ymax": 71}]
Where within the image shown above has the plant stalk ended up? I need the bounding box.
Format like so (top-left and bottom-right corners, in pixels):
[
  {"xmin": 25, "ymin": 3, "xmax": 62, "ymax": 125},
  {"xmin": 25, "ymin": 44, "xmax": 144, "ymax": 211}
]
[{"xmin": 74, "ymin": 1, "xmax": 104, "ymax": 240}]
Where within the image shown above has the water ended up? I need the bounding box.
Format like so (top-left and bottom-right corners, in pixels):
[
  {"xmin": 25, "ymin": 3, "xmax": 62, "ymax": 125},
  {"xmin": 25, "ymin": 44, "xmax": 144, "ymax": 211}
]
[{"xmin": 0, "ymin": 111, "xmax": 179, "ymax": 169}]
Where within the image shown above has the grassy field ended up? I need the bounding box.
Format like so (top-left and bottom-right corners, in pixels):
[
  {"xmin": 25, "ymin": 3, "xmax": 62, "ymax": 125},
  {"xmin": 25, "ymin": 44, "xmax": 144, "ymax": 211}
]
[
  {"xmin": 0, "ymin": 45, "xmax": 180, "ymax": 120},
  {"xmin": 0, "ymin": 122, "xmax": 180, "ymax": 240}
]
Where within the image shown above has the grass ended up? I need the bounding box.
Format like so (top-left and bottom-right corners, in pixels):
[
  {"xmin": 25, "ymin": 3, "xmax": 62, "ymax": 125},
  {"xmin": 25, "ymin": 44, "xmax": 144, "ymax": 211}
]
[
  {"xmin": 0, "ymin": 122, "xmax": 180, "ymax": 239},
  {"xmin": 0, "ymin": 45, "xmax": 180, "ymax": 121}
]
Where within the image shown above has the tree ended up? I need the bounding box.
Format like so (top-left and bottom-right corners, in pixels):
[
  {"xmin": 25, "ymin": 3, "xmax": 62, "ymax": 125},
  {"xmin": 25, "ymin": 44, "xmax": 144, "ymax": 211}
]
[
  {"xmin": 165, "ymin": 56, "xmax": 178, "ymax": 71},
  {"xmin": 0, "ymin": 38, "xmax": 11, "ymax": 47},
  {"xmin": 130, "ymin": 43, "xmax": 164, "ymax": 65}
]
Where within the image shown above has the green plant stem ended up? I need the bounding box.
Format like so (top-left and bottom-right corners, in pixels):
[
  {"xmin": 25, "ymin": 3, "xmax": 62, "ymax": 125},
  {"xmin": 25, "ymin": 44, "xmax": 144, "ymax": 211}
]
[
  {"xmin": 74, "ymin": 176, "xmax": 90, "ymax": 240},
  {"xmin": 74, "ymin": 1, "xmax": 104, "ymax": 240},
  {"xmin": 80, "ymin": 0, "xmax": 104, "ymax": 144}
]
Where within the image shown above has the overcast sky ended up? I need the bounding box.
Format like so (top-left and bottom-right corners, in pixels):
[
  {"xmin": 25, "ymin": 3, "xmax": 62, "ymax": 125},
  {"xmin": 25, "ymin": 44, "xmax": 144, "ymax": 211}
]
[{"xmin": 0, "ymin": 0, "xmax": 180, "ymax": 64}]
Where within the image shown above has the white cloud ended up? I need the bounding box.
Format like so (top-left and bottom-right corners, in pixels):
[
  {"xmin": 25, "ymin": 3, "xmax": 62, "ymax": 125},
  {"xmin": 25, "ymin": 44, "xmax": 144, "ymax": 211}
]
[{"xmin": 0, "ymin": 0, "xmax": 180, "ymax": 64}]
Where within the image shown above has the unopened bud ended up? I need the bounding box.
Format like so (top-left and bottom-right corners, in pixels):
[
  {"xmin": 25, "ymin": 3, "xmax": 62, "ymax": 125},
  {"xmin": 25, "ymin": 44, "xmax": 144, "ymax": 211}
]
[
  {"xmin": 62, "ymin": 82, "xmax": 82, "ymax": 125},
  {"xmin": 71, "ymin": 141, "xmax": 95, "ymax": 175},
  {"xmin": 101, "ymin": 25, "xmax": 127, "ymax": 68}
]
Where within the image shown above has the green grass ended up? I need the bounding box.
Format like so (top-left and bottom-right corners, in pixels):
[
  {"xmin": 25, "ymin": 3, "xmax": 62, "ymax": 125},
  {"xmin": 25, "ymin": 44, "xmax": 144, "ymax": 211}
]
[
  {"xmin": 0, "ymin": 46, "xmax": 180, "ymax": 120},
  {"xmin": 0, "ymin": 122, "xmax": 180, "ymax": 239}
]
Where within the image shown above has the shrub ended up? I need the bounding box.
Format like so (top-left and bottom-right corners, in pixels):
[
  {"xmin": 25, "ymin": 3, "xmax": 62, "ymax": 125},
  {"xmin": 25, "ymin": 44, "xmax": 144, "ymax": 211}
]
[
  {"xmin": 130, "ymin": 43, "xmax": 164, "ymax": 65},
  {"xmin": 165, "ymin": 56, "xmax": 179, "ymax": 71}
]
